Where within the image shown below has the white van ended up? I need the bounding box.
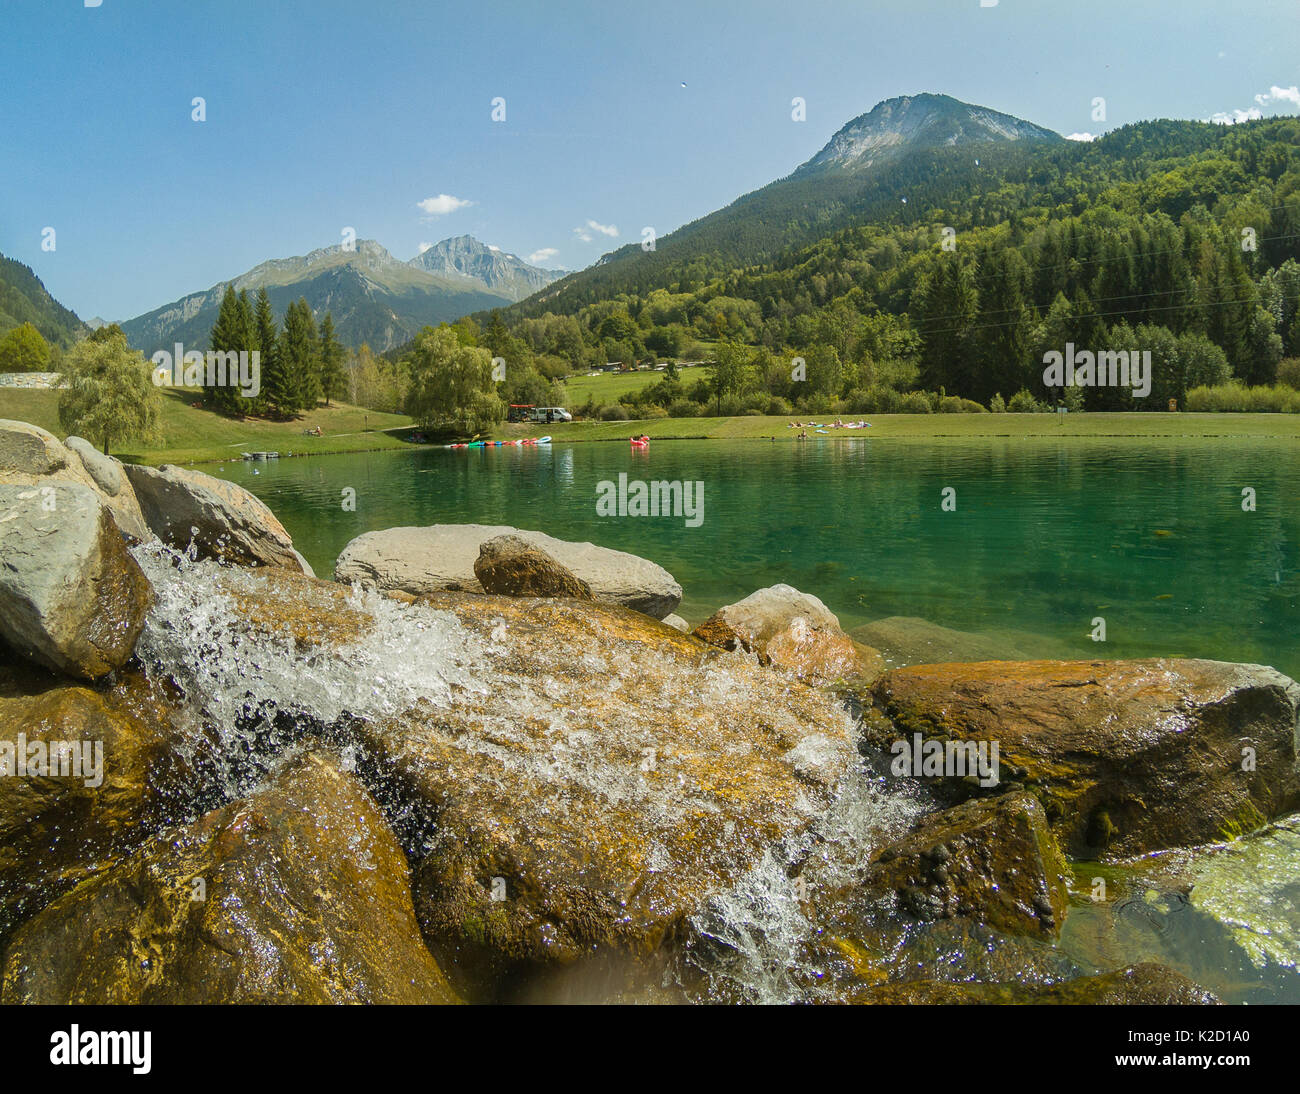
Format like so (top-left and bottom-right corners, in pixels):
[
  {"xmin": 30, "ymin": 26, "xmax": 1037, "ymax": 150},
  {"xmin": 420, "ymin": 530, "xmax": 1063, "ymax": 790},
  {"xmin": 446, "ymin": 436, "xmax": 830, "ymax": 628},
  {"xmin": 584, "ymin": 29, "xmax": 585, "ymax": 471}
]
[{"xmin": 530, "ymin": 407, "xmax": 572, "ymax": 423}]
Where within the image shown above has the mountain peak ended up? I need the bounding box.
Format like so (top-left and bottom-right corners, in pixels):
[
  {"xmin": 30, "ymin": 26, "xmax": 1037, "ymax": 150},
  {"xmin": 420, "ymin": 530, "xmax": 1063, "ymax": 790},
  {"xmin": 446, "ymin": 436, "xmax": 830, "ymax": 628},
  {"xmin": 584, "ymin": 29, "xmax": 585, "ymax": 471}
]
[
  {"xmin": 799, "ymin": 93, "xmax": 1061, "ymax": 174},
  {"xmin": 408, "ymin": 235, "xmax": 561, "ymax": 295}
]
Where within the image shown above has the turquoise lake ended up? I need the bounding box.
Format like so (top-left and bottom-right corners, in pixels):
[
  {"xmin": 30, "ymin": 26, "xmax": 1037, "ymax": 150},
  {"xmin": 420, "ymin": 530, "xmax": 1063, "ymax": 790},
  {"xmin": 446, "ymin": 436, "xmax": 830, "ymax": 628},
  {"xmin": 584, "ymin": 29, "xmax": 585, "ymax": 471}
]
[{"xmin": 211, "ymin": 437, "xmax": 1300, "ymax": 679}]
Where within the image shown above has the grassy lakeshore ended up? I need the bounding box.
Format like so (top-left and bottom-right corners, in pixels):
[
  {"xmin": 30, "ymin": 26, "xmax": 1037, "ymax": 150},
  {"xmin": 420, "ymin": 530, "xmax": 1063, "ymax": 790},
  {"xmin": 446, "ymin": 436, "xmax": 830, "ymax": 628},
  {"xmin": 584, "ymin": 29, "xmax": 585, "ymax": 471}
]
[
  {"xmin": 494, "ymin": 411, "xmax": 1300, "ymax": 443},
  {"xmin": 0, "ymin": 388, "xmax": 417, "ymax": 465},
  {"xmin": 4, "ymin": 385, "xmax": 1300, "ymax": 465}
]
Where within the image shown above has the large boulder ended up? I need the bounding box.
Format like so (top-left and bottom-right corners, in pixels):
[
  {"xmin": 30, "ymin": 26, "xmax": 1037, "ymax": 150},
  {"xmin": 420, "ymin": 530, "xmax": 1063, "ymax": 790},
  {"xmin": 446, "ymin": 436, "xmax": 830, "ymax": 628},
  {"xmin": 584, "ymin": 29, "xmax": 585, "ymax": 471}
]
[
  {"xmin": 0, "ymin": 751, "xmax": 459, "ymax": 1004},
  {"xmin": 334, "ymin": 523, "xmax": 681, "ymax": 619},
  {"xmin": 0, "ymin": 420, "xmax": 148, "ymax": 541},
  {"xmin": 0, "ymin": 484, "xmax": 153, "ymax": 679},
  {"xmin": 184, "ymin": 563, "xmax": 857, "ymax": 1000},
  {"xmin": 0, "ymin": 663, "xmax": 208, "ymax": 943},
  {"xmin": 694, "ymin": 584, "xmax": 883, "ymax": 687},
  {"xmin": 472, "ymin": 534, "xmax": 592, "ymax": 600},
  {"xmin": 868, "ymin": 659, "xmax": 1300, "ymax": 857},
  {"xmin": 123, "ymin": 462, "xmax": 306, "ymax": 571}
]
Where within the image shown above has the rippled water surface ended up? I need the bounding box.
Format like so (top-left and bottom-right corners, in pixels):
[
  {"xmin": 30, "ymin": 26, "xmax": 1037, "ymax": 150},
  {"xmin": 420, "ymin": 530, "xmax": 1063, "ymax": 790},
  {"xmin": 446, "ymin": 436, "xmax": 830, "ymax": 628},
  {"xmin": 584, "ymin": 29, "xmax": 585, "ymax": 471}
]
[{"xmin": 213, "ymin": 437, "xmax": 1300, "ymax": 677}]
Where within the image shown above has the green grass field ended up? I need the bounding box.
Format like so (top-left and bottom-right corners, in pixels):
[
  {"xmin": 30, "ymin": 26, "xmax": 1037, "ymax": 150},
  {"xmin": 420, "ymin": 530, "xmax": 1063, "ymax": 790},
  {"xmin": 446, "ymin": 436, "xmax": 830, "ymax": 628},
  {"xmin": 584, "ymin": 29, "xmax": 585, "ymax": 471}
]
[
  {"xmin": 559, "ymin": 366, "xmax": 709, "ymax": 406},
  {"xmin": 6, "ymin": 383, "xmax": 1299, "ymax": 468},
  {"xmin": 495, "ymin": 410, "xmax": 1300, "ymax": 443},
  {"xmin": 0, "ymin": 388, "xmax": 417, "ymax": 465}
]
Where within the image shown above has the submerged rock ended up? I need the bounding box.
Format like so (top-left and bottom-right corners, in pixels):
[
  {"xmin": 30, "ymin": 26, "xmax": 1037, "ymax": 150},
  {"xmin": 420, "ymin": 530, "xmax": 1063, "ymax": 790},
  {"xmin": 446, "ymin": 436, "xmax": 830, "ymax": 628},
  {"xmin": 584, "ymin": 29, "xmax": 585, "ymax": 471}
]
[
  {"xmin": 334, "ymin": 523, "xmax": 682, "ymax": 619},
  {"xmin": 0, "ymin": 484, "xmax": 153, "ymax": 679},
  {"xmin": 0, "ymin": 663, "xmax": 207, "ymax": 942},
  {"xmin": 850, "ymin": 615, "xmax": 1037, "ymax": 667},
  {"xmin": 1190, "ymin": 814, "xmax": 1300, "ymax": 975},
  {"xmin": 869, "ymin": 659, "xmax": 1300, "ymax": 857},
  {"xmin": 0, "ymin": 751, "xmax": 458, "ymax": 1004},
  {"xmin": 123, "ymin": 462, "xmax": 306, "ymax": 572},
  {"xmin": 473, "ymin": 534, "xmax": 592, "ymax": 600},
  {"xmin": 851, "ymin": 963, "xmax": 1218, "ymax": 1005},
  {"xmin": 0, "ymin": 419, "xmax": 148, "ymax": 541},
  {"xmin": 694, "ymin": 583, "xmax": 883, "ymax": 687}
]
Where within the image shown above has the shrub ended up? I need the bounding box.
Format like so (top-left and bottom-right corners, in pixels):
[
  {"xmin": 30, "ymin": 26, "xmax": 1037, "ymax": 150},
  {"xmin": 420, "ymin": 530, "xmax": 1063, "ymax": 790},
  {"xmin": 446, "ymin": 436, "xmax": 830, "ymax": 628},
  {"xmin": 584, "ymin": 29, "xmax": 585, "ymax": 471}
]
[
  {"xmin": 666, "ymin": 399, "xmax": 698, "ymax": 418},
  {"xmin": 1184, "ymin": 383, "xmax": 1300, "ymax": 412},
  {"xmin": 765, "ymin": 395, "xmax": 793, "ymax": 416},
  {"xmin": 1278, "ymin": 358, "xmax": 1300, "ymax": 390},
  {"xmin": 989, "ymin": 392, "xmax": 1006, "ymax": 413},
  {"xmin": 898, "ymin": 391, "xmax": 933, "ymax": 414},
  {"xmin": 1007, "ymin": 388, "xmax": 1042, "ymax": 413},
  {"xmin": 599, "ymin": 404, "xmax": 629, "ymax": 421}
]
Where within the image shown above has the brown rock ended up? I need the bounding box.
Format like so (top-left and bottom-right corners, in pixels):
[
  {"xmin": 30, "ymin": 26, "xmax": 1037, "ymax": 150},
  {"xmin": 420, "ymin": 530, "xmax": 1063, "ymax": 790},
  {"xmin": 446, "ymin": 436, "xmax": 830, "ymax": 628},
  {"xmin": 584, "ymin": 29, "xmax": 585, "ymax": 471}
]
[
  {"xmin": 869, "ymin": 659, "xmax": 1300, "ymax": 857},
  {"xmin": 851, "ymin": 963, "xmax": 1219, "ymax": 1005},
  {"xmin": 0, "ymin": 664, "xmax": 208, "ymax": 942},
  {"xmin": 693, "ymin": 584, "xmax": 883, "ymax": 687},
  {"xmin": 0, "ymin": 751, "xmax": 458, "ymax": 1004},
  {"xmin": 472, "ymin": 534, "xmax": 592, "ymax": 599}
]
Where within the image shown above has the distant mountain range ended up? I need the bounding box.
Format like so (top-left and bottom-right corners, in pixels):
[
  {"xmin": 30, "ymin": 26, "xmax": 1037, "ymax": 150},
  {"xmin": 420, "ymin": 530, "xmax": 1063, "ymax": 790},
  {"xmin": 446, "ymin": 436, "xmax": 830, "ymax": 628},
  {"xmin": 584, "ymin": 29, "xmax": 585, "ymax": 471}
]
[
  {"xmin": 513, "ymin": 93, "xmax": 1064, "ymax": 317},
  {"xmin": 120, "ymin": 236, "xmax": 563, "ymax": 354}
]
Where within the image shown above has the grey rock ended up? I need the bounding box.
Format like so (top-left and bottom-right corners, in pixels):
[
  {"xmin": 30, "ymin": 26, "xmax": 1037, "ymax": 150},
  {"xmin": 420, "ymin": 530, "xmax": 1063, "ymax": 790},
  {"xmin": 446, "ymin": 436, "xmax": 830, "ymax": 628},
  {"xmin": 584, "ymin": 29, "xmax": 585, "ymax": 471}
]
[
  {"xmin": 0, "ymin": 484, "xmax": 153, "ymax": 679},
  {"xmin": 335, "ymin": 523, "xmax": 681, "ymax": 619},
  {"xmin": 123, "ymin": 463, "xmax": 305, "ymax": 571}
]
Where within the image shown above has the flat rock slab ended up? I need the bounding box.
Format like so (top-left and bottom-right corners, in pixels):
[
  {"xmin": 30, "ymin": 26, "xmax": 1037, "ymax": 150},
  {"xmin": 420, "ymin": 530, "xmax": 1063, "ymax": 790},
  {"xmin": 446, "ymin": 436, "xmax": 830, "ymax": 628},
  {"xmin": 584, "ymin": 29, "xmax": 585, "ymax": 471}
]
[
  {"xmin": 0, "ymin": 484, "xmax": 152, "ymax": 679},
  {"xmin": 868, "ymin": 658, "xmax": 1300, "ymax": 857},
  {"xmin": 852, "ymin": 963, "xmax": 1219, "ymax": 1004},
  {"xmin": 0, "ymin": 752, "xmax": 459, "ymax": 1004},
  {"xmin": 335, "ymin": 523, "xmax": 682, "ymax": 619}
]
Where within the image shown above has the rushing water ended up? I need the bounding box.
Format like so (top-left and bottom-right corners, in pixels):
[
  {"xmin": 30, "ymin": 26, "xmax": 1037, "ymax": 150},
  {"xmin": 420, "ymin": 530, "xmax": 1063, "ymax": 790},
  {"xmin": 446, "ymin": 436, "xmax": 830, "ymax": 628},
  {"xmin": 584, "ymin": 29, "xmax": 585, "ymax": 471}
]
[{"xmin": 212, "ymin": 437, "xmax": 1300, "ymax": 678}]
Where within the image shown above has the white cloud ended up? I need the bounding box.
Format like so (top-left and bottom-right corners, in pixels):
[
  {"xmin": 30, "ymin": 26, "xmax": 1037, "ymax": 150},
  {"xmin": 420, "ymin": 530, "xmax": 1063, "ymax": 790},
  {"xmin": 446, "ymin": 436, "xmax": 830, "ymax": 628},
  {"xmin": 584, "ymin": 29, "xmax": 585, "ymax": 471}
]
[
  {"xmin": 1208, "ymin": 107, "xmax": 1263, "ymax": 125},
  {"xmin": 417, "ymin": 241, "xmax": 433, "ymax": 254},
  {"xmin": 572, "ymin": 219, "xmax": 617, "ymax": 244},
  {"xmin": 1065, "ymin": 132, "xmax": 1096, "ymax": 142},
  {"xmin": 528, "ymin": 247, "xmax": 558, "ymax": 264},
  {"xmin": 1208, "ymin": 85, "xmax": 1300, "ymax": 126},
  {"xmin": 1255, "ymin": 84, "xmax": 1300, "ymax": 107},
  {"xmin": 416, "ymin": 193, "xmax": 472, "ymax": 216}
]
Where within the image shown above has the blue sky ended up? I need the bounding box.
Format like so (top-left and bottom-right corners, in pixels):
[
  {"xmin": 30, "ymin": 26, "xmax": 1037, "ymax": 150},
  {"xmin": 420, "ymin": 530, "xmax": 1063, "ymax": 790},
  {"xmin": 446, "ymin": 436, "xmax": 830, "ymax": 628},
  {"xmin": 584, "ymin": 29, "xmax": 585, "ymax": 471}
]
[{"xmin": 2, "ymin": 0, "xmax": 1298, "ymax": 321}]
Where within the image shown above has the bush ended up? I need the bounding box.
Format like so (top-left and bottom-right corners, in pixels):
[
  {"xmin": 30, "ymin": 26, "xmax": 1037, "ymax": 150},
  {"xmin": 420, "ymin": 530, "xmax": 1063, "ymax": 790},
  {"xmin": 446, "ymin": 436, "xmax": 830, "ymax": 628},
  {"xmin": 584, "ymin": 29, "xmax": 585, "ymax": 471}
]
[
  {"xmin": 938, "ymin": 395, "xmax": 986, "ymax": 414},
  {"xmin": 599, "ymin": 404, "xmax": 629, "ymax": 421},
  {"xmin": 666, "ymin": 399, "xmax": 698, "ymax": 418},
  {"xmin": 765, "ymin": 395, "xmax": 793, "ymax": 416},
  {"xmin": 1007, "ymin": 388, "xmax": 1043, "ymax": 413},
  {"xmin": 1184, "ymin": 383, "xmax": 1300, "ymax": 412},
  {"xmin": 898, "ymin": 391, "xmax": 933, "ymax": 414},
  {"xmin": 639, "ymin": 404, "xmax": 669, "ymax": 419},
  {"xmin": 989, "ymin": 392, "xmax": 1006, "ymax": 413},
  {"xmin": 1278, "ymin": 358, "xmax": 1300, "ymax": 390}
]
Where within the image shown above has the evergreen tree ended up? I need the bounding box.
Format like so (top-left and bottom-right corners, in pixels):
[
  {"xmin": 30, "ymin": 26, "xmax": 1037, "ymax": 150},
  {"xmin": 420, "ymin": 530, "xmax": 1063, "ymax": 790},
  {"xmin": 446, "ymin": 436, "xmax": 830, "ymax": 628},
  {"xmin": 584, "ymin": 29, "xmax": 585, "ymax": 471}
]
[
  {"xmin": 318, "ymin": 312, "xmax": 346, "ymax": 406},
  {"xmin": 253, "ymin": 287, "xmax": 288, "ymax": 417}
]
